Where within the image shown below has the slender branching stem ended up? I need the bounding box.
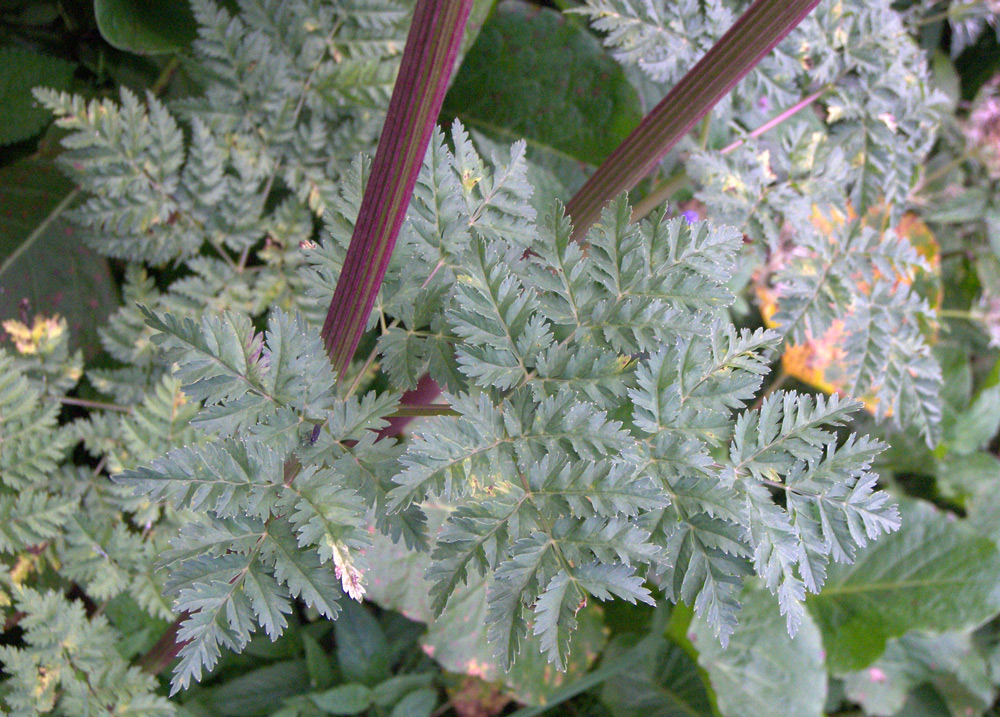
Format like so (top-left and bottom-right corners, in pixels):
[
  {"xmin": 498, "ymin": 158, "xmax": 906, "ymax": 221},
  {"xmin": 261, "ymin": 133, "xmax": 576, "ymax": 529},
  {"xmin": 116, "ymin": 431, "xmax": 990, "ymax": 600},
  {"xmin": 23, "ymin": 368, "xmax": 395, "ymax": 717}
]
[
  {"xmin": 150, "ymin": 56, "xmax": 181, "ymax": 96},
  {"xmin": 389, "ymin": 403, "xmax": 458, "ymax": 417},
  {"xmin": 53, "ymin": 396, "xmax": 132, "ymax": 413},
  {"xmin": 718, "ymin": 84, "xmax": 830, "ymax": 155},
  {"xmin": 630, "ymin": 171, "xmax": 689, "ymax": 223},
  {"xmin": 910, "ymin": 147, "xmax": 976, "ymax": 199}
]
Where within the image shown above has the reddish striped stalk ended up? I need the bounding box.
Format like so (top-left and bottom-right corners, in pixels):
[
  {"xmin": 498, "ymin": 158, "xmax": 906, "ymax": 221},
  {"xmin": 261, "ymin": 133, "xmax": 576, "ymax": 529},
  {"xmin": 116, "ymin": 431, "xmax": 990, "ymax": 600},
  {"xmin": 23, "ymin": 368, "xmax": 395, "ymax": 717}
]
[
  {"xmin": 321, "ymin": 0, "xmax": 474, "ymax": 376},
  {"xmin": 565, "ymin": 0, "xmax": 822, "ymax": 241}
]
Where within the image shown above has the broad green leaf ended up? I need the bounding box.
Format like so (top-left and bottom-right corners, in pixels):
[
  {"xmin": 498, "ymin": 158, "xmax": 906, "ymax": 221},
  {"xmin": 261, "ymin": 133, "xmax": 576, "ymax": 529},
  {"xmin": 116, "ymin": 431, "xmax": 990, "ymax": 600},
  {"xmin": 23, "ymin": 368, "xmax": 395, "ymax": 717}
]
[
  {"xmin": 424, "ymin": 578, "xmax": 607, "ymax": 705},
  {"xmin": 240, "ymin": 623, "xmax": 304, "ymax": 661},
  {"xmin": 94, "ymin": 0, "xmax": 197, "ymax": 55},
  {"xmin": 6, "ymin": 2, "xmax": 61, "ymax": 26},
  {"xmin": 807, "ymin": 499, "xmax": 1000, "ymax": 673},
  {"xmin": 893, "ymin": 684, "xmax": 955, "ymax": 716},
  {"xmin": 936, "ymin": 452, "xmax": 1000, "ymax": 507},
  {"xmin": 334, "ymin": 599, "xmax": 391, "ymax": 686},
  {"xmin": 461, "ymin": 0, "xmax": 498, "ymax": 55},
  {"xmin": 302, "ymin": 633, "xmax": 336, "ymax": 691},
  {"xmin": 930, "ymin": 51, "xmax": 961, "ymax": 112},
  {"xmin": 0, "ymin": 47, "xmax": 75, "ymax": 145},
  {"xmin": 0, "ymin": 158, "xmax": 117, "ymax": 358},
  {"xmin": 598, "ymin": 634, "xmax": 712, "ymax": 717},
  {"xmin": 382, "ymin": 614, "xmax": 426, "ymax": 666},
  {"xmin": 924, "ymin": 187, "xmax": 990, "ymax": 224},
  {"xmin": 936, "ymin": 343, "xmax": 972, "ymax": 412},
  {"xmin": 986, "ymin": 207, "xmax": 1000, "ymax": 261},
  {"xmin": 372, "ymin": 674, "xmax": 434, "ymax": 709},
  {"xmin": 939, "ymin": 358, "xmax": 1000, "ymax": 456},
  {"xmin": 361, "ymin": 511, "xmax": 438, "ymax": 622},
  {"xmin": 389, "ymin": 688, "xmax": 437, "ymax": 717},
  {"xmin": 842, "ymin": 631, "xmax": 994, "ymax": 717},
  {"xmin": 967, "ymin": 497, "xmax": 1000, "ymax": 549},
  {"xmin": 444, "ymin": 0, "xmax": 641, "ymax": 167},
  {"xmin": 309, "ymin": 683, "xmax": 374, "ymax": 715},
  {"xmin": 691, "ymin": 585, "xmax": 826, "ymax": 717},
  {"xmin": 194, "ymin": 660, "xmax": 311, "ymax": 717},
  {"xmin": 934, "ymin": 357, "xmax": 1000, "ymax": 456},
  {"xmin": 102, "ymin": 593, "xmax": 173, "ymax": 661}
]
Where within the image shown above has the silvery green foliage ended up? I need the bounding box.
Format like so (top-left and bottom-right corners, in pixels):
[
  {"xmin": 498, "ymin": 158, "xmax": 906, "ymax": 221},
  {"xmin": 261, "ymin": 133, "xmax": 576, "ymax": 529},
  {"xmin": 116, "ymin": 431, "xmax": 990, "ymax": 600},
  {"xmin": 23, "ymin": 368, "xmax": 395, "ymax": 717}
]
[
  {"xmin": 575, "ymin": 0, "xmax": 946, "ymax": 443},
  {"xmin": 301, "ymin": 121, "xmax": 537, "ymax": 386},
  {"xmin": 571, "ymin": 0, "xmax": 736, "ymax": 87},
  {"xmin": 0, "ymin": 333, "xmax": 185, "ymax": 712},
  {"xmin": 1, "ymin": 335, "xmax": 173, "ymax": 622},
  {"xmin": 0, "ymin": 589, "xmax": 174, "ymax": 715},
  {"xmin": 117, "ymin": 309, "xmax": 397, "ymax": 692},
  {"xmin": 3, "ymin": 0, "xmax": 409, "ymax": 707},
  {"xmin": 100, "ymin": 126, "xmax": 899, "ymax": 688},
  {"xmin": 1, "ymin": 0, "xmax": 910, "ymax": 704},
  {"xmin": 769, "ymin": 210, "xmax": 943, "ymax": 442},
  {"xmin": 33, "ymin": 0, "xmax": 409, "ymax": 404},
  {"xmin": 368, "ymin": 132, "xmax": 899, "ymax": 657},
  {"xmin": 35, "ymin": 0, "xmax": 406, "ymax": 263},
  {"xmin": 0, "ymin": 350, "xmax": 76, "ymax": 555},
  {"xmin": 572, "ymin": 0, "xmax": 944, "ymax": 229}
]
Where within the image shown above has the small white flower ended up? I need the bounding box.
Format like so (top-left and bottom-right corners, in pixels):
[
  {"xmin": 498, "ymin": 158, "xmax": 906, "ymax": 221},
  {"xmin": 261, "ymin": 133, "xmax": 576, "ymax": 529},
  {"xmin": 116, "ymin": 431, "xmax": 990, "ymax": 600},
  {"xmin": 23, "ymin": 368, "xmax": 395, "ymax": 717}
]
[
  {"xmin": 878, "ymin": 112, "xmax": 898, "ymax": 133},
  {"xmin": 331, "ymin": 542, "xmax": 365, "ymax": 602}
]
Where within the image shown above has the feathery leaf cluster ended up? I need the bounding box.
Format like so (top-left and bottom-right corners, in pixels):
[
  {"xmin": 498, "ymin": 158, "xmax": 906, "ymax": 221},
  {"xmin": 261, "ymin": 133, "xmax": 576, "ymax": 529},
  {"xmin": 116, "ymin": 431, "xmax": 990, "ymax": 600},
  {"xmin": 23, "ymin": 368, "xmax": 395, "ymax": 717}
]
[
  {"xmin": 369, "ymin": 130, "xmax": 899, "ymax": 658},
  {"xmin": 575, "ymin": 0, "xmax": 946, "ymax": 442},
  {"xmin": 118, "ymin": 309, "xmax": 390, "ymax": 691}
]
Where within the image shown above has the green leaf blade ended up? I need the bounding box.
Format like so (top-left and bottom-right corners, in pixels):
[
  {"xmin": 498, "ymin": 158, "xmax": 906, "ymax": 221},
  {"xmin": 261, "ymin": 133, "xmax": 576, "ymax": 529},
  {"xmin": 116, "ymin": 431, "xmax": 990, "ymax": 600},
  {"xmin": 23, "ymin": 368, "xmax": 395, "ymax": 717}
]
[
  {"xmin": 807, "ymin": 499, "xmax": 1000, "ymax": 673},
  {"xmin": 95, "ymin": 0, "xmax": 198, "ymax": 55},
  {"xmin": 444, "ymin": 1, "xmax": 642, "ymax": 167},
  {"xmin": 692, "ymin": 584, "xmax": 827, "ymax": 717},
  {"xmin": 0, "ymin": 48, "xmax": 75, "ymax": 145}
]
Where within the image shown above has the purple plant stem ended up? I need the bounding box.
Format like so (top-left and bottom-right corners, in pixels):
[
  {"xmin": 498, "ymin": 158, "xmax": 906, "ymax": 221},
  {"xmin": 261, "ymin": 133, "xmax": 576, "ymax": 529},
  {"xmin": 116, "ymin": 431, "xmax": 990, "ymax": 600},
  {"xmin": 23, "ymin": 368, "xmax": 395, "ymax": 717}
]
[
  {"xmin": 390, "ymin": 0, "xmax": 823, "ymax": 416},
  {"xmin": 321, "ymin": 0, "xmax": 474, "ymax": 377},
  {"xmin": 565, "ymin": 0, "xmax": 822, "ymax": 242},
  {"xmin": 136, "ymin": 612, "xmax": 189, "ymax": 676}
]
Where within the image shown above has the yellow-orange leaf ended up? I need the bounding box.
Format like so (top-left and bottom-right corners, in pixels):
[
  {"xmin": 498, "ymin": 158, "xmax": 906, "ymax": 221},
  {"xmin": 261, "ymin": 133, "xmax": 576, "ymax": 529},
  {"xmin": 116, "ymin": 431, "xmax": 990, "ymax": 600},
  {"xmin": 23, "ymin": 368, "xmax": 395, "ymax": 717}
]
[{"xmin": 757, "ymin": 205, "xmax": 941, "ymax": 415}]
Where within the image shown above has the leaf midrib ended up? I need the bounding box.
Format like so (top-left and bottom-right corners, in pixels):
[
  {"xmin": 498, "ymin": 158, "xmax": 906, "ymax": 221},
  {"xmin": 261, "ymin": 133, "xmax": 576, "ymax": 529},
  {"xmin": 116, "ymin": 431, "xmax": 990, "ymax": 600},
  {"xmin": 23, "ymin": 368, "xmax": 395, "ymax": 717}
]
[{"xmin": 815, "ymin": 574, "xmax": 993, "ymax": 596}]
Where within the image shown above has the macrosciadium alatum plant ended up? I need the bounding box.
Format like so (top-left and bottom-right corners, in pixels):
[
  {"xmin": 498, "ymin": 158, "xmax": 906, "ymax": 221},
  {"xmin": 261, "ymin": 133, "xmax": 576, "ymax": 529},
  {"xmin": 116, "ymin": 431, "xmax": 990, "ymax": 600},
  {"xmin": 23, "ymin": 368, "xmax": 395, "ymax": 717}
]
[{"xmin": 0, "ymin": 0, "xmax": 951, "ymax": 710}]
